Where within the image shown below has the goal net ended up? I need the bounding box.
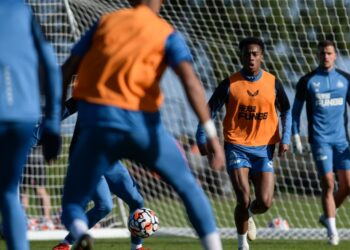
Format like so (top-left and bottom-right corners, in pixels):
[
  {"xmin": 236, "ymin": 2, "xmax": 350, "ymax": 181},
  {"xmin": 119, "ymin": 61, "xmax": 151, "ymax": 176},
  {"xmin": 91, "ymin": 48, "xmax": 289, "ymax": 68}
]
[{"xmin": 24, "ymin": 0, "xmax": 350, "ymax": 241}]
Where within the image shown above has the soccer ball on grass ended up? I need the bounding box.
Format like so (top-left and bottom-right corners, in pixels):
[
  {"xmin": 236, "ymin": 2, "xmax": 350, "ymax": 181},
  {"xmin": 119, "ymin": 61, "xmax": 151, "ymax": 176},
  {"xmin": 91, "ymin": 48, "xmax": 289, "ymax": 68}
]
[
  {"xmin": 128, "ymin": 208, "xmax": 159, "ymax": 238},
  {"xmin": 268, "ymin": 217, "xmax": 290, "ymax": 230}
]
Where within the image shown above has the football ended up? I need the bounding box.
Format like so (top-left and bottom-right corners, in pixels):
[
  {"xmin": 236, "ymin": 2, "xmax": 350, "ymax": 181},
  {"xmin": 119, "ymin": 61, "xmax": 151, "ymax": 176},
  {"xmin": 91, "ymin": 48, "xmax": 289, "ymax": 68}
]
[
  {"xmin": 268, "ymin": 217, "xmax": 290, "ymax": 230},
  {"xmin": 128, "ymin": 208, "xmax": 159, "ymax": 238}
]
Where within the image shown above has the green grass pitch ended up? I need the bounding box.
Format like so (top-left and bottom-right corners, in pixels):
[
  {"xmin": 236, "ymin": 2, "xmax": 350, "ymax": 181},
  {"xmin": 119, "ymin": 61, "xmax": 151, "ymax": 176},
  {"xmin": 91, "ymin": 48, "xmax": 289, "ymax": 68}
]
[{"xmin": 2, "ymin": 236, "xmax": 350, "ymax": 250}]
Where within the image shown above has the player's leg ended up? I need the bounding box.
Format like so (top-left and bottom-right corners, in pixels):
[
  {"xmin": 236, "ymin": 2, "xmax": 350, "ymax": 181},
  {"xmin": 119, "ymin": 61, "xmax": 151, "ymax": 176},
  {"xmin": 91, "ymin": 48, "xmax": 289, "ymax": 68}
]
[
  {"xmin": 20, "ymin": 165, "xmax": 30, "ymax": 215},
  {"xmin": 329, "ymin": 167, "xmax": 350, "ymax": 246},
  {"xmin": 20, "ymin": 137, "xmax": 40, "ymax": 228},
  {"xmin": 104, "ymin": 162, "xmax": 145, "ymax": 250},
  {"xmin": 333, "ymin": 142, "xmax": 350, "ymax": 208},
  {"xmin": 57, "ymin": 176, "xmax": 113, "ymax": 249},
  {"xmin": 320, "ymin": 176, "xmax": 336, "ymax": 216},
  {"xmin": 322, "ymin": 142, "xmax": 350, "ymax": 246},
  {"xmin": 312, "ymin": 143, "xmax": 335, "ymax": 216},
  {"xmin": 311, "ymin": 143, "xmax": 338, "ymax": 245},
  {"xmin": 129, "ymin": 120, "xmax": 222, "ymax": 250},
  {"xmin": 320, "ymin": 172, "xmax": 336, "ymax": 217},
  {"xmin": 320, "ymin": 172, "xmax": 338, "ymax": 244},
  {"xmin": 247, "ymin": 156, "xmax": 275, "ymax": 245},
  {"xmin": 105, "ymin": 162, "xmax": 144, "ymax": 211},
  {"xmin": 250, "ymin": 172, "xmax": 274, "ymax": 212},
  {"xmin": 63, "ymin": 162, "xmax": 145, "ymax": 250},
  {"xmin": 61, "ymin": 127, "xmax": 120, "ymax": 247},
  {"xmin": 20, "ymin": 165, "xmax": 39, "ymax": 231},
  {"xmin": 225, "ymin": 143, "xmax": 252, "ymax": 249},
  {"xmin": 250, "ymin": 157, "xmax": 275, "ymax": 215},
  {"xmin": 334, "ymin": 170, "xmax": 350, "ymax": 208},
  {"xmin": 248, "ymin": 170, "xmax": 274, "ymax": 244},
  {"xmin": 229, "ymin": 168, "xmax": 252, "ymax": 250},
  {"xmin": 34, "ymin": 159, "xmax": 55, "ymax": 230},
  {"xmin": 0, "ymin": 122, "xmax": 35, "ymax": 250},
  {"xmin": 36, "ymin": 186, "xmax": 55, "ymax": 229},
  {"xmin": 86, "ymin": 176, "xmax": 113, "ymax": 228},
  {"xmin": 20, "ymin": 151, "xmax": 37, "ymax": 215},
  {"xmin": 229, "ymin": 168, "xmax": 251, "ymax": 233},
  {"xmin": 68, "ymin": 119, "xmax": 113, "ymax": 227},
  {"xmin": 65, "ymin": 178, "xmax": 112, "ymax": 247}
]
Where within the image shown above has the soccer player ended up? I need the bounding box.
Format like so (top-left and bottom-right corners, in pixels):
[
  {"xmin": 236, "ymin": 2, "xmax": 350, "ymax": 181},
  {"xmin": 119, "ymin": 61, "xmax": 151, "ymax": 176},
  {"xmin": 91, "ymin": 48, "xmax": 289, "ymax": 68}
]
[
  {"xmin": 0, "ymin": 1, "xmax": 62, "ymax": 250},
  {"xmin": 196, "ymin": 37, "xmax": 291, "ymax": 250},
  {"xmin": 53, "ymin": 165, "xmax": 146, "ymax": 250},
  {"xmin": 51, "ymin": 99, "xmax": 147, "ymax": 250},
  {"xmin": 292, "ymin": 40, "xmax": 350, "ymax": 246},
  {"xmin": 60, "ymin": 0, "xmax": 225, "ymax": 249}
]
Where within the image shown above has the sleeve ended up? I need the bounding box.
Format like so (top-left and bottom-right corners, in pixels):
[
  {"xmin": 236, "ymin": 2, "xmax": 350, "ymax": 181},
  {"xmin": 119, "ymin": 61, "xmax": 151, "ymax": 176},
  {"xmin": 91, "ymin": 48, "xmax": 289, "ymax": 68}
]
[
  {"xmin": 31, "ymin": 17, "xmax": 62, "ymax": 135},
  {"xmin": 345, "ymin": 74, "xmax": 350, "ymax": 106},
  {"xmin": 294, "ymin": 76, "xmax": 308, "ymax": 102},
  {"xmin": 291, "ymin": 77, "xmax": 307, "ymax": 135},
  {"xmin": 71, "ymin": 21, "xmax": 98, "ymax": 57},
  {"xmin": 208, "ymin": 78, "xmax": 231, "ymax": 118},
  {"xmin": 195, "ymin": 78, "xmax": 230, "ymax": 145},
  {"xmin": 275, "ymin": 80, "xmax": 291, "ymax": 144},
  {"xmin": 164, "ymin": 31, "xmax": 193, "ymax": 69}
]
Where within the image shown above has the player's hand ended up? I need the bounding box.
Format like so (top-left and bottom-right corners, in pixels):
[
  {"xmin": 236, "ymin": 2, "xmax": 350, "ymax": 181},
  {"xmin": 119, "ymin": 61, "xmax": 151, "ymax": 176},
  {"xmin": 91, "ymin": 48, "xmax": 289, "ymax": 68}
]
[
  {"xmin": 206, "ymin": 137, "xmax": 225, "ymax": 171},
  {"xmin": 41, "ymin": 131, "xmax": 61, "ymax": 164},
  {"xmin": 292, "ymin": 134, "xmax": 303, "ymax": 155},
  {"xmin": 278, "ymin": 143, "xmax": 289, "ymax": 157}
]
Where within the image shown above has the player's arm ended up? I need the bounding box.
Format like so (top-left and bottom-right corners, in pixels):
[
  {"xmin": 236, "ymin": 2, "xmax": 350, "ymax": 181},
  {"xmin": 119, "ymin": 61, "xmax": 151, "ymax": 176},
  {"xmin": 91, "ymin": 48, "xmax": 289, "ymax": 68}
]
[
  {"xmin": 32, "ymin": 16, "xmax": 62, "ymax": 162},
  {"xmin": 31, "ymin": 97, "xmax": 78, "ymax": 148},
  {"xmin": 195, "ymin": 79, "xmax": 230, "ymax": 155},
  {"xmin": 62, "ymin": 21, "xmax": 99, "ymax": 103},
  {"xmin": 275, "ymin": 79, "xmax": 291, "ymax": 156},
  {"xmin": 291, "ymin": 77, "xmax": 307, "ymax": 154},
  {"xmin": 165, "ymin": 31, "xmax": 225, "ymax": 170},
  {"xmin": 175, "ymin": 62, "xmax": 224, "ymax": 170},
  {"xmin": 344, "ymin": 73, "xmax": 350, "ymax": 106}
]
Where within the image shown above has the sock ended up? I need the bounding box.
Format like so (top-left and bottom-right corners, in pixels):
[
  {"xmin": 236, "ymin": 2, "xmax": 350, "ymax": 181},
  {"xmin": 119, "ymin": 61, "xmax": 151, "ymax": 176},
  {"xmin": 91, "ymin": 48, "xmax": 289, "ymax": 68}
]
[
  {"xmin": 200, "ymin": 231, "xmax": 223, "ymax": 250},
  {"xmin": 238, "ymin": 233, "xmax": 248, "ymax": 248},
  {"xmin": 326, "ymin": 217, "xmax": 337, "ymax": 236},
  {"xmin": 131, "ymin": 243, "xmax": 142, "ymax": 250},
  {"xmin": 69, "ymin": 219, "xmax": 89, "ymax": 240}
]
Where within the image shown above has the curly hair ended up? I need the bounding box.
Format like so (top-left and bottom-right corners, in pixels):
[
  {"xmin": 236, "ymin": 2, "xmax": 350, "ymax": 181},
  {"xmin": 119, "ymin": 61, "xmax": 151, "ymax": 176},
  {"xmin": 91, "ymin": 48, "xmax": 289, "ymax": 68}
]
[{"xmin": 239, "ymin": 37, "xmax": 265, "ymax": 53}]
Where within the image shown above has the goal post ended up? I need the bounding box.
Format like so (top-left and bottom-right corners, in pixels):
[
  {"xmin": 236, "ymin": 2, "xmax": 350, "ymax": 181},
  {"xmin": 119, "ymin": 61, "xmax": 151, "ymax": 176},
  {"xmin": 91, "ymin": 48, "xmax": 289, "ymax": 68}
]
[{"xmin": 25, "ymin": 0, "xmax": 350, "ymax": 241}]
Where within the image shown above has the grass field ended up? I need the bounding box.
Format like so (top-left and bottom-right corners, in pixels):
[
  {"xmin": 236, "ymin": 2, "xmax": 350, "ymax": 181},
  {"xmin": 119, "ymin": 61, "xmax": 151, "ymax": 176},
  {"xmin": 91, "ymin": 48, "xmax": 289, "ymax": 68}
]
[
  {"xmin": 149, "ymin": 195, "xmax": 350, "ymax": 229},
  {"xmin": 2, "ymin": 236, "xmax": 350, "ymax": 250}
]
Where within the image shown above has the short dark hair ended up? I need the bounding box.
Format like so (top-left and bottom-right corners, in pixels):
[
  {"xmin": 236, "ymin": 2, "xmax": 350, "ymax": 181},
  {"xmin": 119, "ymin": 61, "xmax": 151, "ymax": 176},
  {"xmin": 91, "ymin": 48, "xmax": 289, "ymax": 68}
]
[
  {"xmin": 239, "ymin": 37, "xmax": 265, "ymax": 53},
  {"xmin": 128, "ymin": 0, "xmax": 142, "ymax": 6},
  {"xmin": 318, "ymin": 40, "xmax": 336, "ymax": 51}
]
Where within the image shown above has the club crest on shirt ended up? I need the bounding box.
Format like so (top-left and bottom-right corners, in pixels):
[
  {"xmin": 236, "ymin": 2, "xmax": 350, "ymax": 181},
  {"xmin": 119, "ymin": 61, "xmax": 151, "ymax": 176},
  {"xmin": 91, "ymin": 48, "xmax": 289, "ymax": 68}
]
[
  {"xmin": 336, "ymin": 80, "xmax": 344, "ymax": 88},
  {"xmin": 312, "ymin": 81, "xmax": 320, "ymax": 87},
  {"xmin": 312, "ymin": 81, "xmax": 320, "ymax": 92},
  {"xmin": 247, "ymin": 90, "xmax": 259, "ymax": 97}
]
